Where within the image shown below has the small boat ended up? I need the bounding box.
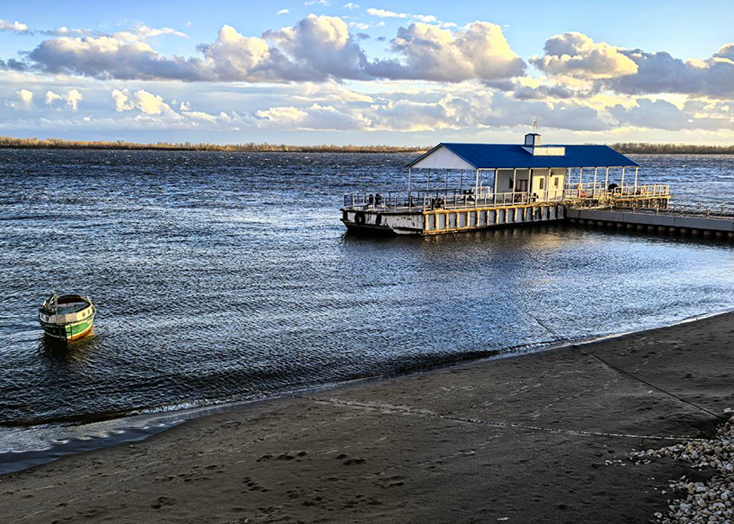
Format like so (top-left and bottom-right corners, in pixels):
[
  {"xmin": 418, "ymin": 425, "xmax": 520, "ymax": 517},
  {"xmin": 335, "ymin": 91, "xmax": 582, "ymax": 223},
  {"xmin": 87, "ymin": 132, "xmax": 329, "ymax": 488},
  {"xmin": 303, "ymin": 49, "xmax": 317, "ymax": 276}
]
[{"xmin": 38, "ymin": 292, "xmax": 96, "ymax": 342}]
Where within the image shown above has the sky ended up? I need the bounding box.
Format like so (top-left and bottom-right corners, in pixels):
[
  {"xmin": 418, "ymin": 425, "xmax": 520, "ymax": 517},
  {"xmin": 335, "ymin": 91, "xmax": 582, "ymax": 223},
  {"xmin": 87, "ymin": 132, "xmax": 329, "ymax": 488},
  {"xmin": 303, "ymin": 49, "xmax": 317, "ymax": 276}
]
[{"xmin": 0, "ymin": 0, "xmax": 733, "ymax": 145}]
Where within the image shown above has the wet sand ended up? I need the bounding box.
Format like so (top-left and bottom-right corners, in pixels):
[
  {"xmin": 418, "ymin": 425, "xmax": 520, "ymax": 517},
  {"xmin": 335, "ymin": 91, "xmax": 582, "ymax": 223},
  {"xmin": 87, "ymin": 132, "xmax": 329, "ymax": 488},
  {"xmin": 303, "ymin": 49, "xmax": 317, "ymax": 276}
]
[{"xmin": 2, "ymin": 313, "xmax": 734, "ymax": 523}]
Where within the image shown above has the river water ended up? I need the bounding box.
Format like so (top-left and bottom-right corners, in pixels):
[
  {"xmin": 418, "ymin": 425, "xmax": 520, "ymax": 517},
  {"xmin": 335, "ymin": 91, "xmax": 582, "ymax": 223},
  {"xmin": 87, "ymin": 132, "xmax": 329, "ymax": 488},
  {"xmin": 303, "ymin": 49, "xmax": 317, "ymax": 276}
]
[{"xmin": 1, "ymin": 150, "xmax": 733, "ymax": 466}]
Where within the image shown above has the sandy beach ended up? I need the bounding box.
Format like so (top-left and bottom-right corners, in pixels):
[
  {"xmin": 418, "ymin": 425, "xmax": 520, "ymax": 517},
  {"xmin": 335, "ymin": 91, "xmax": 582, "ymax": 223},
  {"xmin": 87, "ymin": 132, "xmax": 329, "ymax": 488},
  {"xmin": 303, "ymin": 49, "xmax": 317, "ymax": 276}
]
[{"xmin": 2, "ymin": 312, "xmax": 733, "ymax": 523}]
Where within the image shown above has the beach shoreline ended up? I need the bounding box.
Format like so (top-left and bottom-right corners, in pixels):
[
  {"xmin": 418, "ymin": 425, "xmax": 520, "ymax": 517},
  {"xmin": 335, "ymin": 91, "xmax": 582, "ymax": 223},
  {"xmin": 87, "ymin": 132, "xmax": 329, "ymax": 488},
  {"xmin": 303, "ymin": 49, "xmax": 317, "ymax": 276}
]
[
  {"xmin": 2, "ymin": 311, "xmax": 733, "ymax": 523},
  {"xmin": 3, "ymin": 307, "xmax": 731, "ymax": 477}
]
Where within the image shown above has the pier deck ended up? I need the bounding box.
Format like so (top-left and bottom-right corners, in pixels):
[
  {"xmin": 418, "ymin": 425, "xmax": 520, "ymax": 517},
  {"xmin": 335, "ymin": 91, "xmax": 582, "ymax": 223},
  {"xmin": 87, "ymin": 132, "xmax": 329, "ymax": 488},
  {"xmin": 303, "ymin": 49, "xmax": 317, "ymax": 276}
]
[{"xmin": 341, "ymin": 185, "xmax": 670, "ymax": 236}]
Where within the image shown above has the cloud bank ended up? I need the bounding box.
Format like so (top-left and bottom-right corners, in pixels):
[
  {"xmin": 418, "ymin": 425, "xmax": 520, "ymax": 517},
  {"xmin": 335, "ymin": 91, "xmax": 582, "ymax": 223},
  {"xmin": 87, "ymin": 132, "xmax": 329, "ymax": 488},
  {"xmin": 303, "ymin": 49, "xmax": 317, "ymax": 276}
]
[{"xmin": 17, "ymin": 15, "xmax": 526, "ymax": 83}]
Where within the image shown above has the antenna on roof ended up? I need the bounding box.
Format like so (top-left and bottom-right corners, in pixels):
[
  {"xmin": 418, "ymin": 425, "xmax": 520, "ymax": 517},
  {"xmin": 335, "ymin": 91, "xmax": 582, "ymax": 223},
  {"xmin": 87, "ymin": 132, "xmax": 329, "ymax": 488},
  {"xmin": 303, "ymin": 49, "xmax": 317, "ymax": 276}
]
[{"xmin": 533, "ymin": 118, "xmax": 538, "ymax": 134}]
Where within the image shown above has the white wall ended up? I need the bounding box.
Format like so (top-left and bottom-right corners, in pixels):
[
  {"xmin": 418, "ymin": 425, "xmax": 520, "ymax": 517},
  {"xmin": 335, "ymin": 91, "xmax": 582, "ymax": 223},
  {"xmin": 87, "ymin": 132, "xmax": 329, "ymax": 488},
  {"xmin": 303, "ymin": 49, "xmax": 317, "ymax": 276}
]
[
  {"xmin": 492, "ymin": 168, "xmax": 566, "ymax": 201},
  {"xmin": 411, "ymin": 145, "xmax": 475, "ymax": 170},
  {"xmin": 494, "ymin": 169, "xmax": 529, "ymax": 194}
]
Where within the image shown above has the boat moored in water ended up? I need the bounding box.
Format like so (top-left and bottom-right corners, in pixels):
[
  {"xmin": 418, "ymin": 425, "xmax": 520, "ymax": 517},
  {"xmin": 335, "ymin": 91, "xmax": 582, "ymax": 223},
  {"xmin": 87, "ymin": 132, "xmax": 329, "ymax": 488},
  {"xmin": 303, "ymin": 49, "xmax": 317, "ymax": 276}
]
[{"xmin": 38, "ymin": 293, "xmax": 95, "ymax": 342}]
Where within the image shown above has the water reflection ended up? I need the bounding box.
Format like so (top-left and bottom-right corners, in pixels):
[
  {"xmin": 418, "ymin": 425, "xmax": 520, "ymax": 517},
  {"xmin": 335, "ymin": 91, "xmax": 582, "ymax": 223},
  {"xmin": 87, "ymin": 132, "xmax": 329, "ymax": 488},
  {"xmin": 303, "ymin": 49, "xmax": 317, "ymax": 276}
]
[{"xmin": 38, "ymin": 330, "xmax": 99, "ymax": 364}]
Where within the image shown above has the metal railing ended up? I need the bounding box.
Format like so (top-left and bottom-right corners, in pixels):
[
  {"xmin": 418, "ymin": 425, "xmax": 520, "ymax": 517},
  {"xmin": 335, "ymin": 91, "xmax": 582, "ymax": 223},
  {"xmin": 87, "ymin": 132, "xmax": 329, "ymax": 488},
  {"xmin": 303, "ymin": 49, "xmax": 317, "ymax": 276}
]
[
  {"xmin": 563, "ymin": 183, "xmax": 670, "ymax": 201},
  {"xmin": 637, "ymin": 202, "xmax": 734, "ymax": 218},
  {"xmin": 342, "ymin": 188, "xmax": 564, "ymax": 212}
]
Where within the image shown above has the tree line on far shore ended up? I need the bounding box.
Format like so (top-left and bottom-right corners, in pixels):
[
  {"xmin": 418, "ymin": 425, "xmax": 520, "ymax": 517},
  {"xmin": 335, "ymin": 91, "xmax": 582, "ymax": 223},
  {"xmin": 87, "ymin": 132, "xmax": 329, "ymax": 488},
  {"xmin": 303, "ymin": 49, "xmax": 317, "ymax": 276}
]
[
  {"xmin": 0, "ymin": 136, "xmax": 732, "ymax": 155},
  {"xmin": 610, "ymin": 143, "xmax": 734, "ymax": 155},
  {"xmin": 0, "ymin": 137, "xmax": 426, "ymax": 153}
]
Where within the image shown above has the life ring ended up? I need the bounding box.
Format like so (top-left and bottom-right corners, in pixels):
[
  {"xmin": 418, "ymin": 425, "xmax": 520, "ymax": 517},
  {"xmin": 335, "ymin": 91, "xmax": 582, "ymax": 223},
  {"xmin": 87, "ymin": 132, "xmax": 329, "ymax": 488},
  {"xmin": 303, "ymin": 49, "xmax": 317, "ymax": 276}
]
[{"xmin": 354, "ymin": 212, "xmax": 366, "ymax": 225}]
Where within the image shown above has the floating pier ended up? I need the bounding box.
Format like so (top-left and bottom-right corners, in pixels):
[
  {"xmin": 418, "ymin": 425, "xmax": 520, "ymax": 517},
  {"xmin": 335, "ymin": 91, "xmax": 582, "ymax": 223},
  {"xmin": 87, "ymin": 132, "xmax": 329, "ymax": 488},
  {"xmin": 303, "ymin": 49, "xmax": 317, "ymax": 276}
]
[
  {"xmin": 566, "ymin": 208, "xmax": 734, "ymax": 239},
  {"xmin": 342, "ymin": 133, "xmax": 671, "ymax": 236}
]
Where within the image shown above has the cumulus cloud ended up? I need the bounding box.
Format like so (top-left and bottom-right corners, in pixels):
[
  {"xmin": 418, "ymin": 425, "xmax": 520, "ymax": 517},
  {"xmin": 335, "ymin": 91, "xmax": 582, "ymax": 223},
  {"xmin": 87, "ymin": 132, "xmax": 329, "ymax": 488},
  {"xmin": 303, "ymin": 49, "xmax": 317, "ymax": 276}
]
[
  {"xmin": 199, "ymin": 25, "xmax": 279, "ymax": 81},
  {"xmin": 19, "ymin": 15, "xmax": 523, "ymax": 83},
  {"xmin": 0, "ymin": 19, "xmax": 29, "ymax": 34},
  {"xmin": 530, "ymin": 32, "xmax": 638, "ymax": 79},
  {"xmin": 263, "ymin": 14, "xmax": 370, "ymax": 80},
  {"xmin": 27, "ymin": 34, "xmax": 208, "ymax": 80},
  {"xmin": 531, "ymin": 33, "xmax": 734, "ymax": 99},
  {"xmin": 16, "ymin": 89, "xmax": 33, "ymax": 109},
  {"xmin": 605, "ymin": 45, "xmax": 734, "ymax": 99},
  {"xmin": 111, "ymin": 88, "xmax": 172, "ymax": 115},
  {"xmin": 343, "ymin": 3, "xmax": 360, "ymax": 10},
  {"xmin": 45, "ymin": 89, "xmax": 82, "ymax": 110},
  {"xmin": 368, "ymin": 22, "xmax": 525, "ymax": 81}
]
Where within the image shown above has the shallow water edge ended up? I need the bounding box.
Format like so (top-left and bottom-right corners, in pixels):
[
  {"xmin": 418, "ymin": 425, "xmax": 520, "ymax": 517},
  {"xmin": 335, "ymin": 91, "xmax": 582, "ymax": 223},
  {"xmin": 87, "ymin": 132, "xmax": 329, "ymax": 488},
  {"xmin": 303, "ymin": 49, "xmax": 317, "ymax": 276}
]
[{"xmin": 3, "ymin": 307, "xmax": 732, "ymax": 476}]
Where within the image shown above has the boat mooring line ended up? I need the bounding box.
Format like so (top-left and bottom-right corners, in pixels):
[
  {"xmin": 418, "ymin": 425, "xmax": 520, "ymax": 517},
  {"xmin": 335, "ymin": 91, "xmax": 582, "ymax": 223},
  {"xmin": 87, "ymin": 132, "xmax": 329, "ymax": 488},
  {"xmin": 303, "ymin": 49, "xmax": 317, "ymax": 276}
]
[
  {"xmin": 292, "ymin": 394, "xmax": 704, "ymax": 442},
  {"xmin": 532, "ymin": 318, "xmax": 727, "ymax": 422}
]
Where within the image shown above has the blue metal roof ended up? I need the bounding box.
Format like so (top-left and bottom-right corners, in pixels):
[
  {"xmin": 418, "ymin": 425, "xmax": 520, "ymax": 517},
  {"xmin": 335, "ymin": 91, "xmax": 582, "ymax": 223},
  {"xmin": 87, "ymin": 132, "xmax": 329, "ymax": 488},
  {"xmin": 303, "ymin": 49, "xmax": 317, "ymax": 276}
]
[{"xmin": 408, "ymin": 143, "xmax": 638, "ymax": 169}]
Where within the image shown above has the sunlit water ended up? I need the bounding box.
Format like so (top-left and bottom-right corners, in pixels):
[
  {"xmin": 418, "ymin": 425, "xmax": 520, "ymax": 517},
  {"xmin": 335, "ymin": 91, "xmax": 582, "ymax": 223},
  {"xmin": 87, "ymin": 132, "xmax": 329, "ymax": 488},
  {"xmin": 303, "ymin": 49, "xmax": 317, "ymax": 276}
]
[{"xmin": 1, "ymin": 150, "xmax": 733, "ymax": 463}]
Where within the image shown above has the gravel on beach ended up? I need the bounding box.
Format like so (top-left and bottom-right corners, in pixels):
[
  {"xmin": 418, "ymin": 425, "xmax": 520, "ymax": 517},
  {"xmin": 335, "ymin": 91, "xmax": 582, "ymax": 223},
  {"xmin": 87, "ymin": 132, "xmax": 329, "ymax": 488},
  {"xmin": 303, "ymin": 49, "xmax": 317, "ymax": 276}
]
[{"xmin": 635, "ymin": 413, "xmax": 734, "ymax": 524}]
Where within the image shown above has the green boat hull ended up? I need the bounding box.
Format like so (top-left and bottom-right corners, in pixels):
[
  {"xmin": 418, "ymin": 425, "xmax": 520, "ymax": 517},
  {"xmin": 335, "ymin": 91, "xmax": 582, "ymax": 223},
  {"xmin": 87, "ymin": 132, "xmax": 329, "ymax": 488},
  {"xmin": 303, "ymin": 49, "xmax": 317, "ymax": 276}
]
[{"xmin": 40, "ymin": 315, "xmax": 95, "ymax": 342}]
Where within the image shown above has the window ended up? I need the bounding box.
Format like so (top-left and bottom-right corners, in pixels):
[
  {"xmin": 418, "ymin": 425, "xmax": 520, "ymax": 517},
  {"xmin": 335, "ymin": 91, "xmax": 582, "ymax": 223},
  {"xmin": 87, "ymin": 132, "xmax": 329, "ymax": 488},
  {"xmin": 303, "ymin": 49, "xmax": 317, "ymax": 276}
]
[
  {"xmin": 539, "ymin": 178, "xmax": 545, "ymax": 190},
  {"xmin": 554, "ymin": 177, "xmax": 559, "ymax": 188}
]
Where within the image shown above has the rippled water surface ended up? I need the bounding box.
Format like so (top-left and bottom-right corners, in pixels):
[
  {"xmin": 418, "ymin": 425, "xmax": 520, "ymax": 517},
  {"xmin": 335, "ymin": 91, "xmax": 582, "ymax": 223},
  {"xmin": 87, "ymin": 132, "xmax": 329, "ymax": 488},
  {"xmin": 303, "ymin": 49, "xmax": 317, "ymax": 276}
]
[{"xmin": 1, "ymin": 150, "xmax": 733, "ymax": 453}]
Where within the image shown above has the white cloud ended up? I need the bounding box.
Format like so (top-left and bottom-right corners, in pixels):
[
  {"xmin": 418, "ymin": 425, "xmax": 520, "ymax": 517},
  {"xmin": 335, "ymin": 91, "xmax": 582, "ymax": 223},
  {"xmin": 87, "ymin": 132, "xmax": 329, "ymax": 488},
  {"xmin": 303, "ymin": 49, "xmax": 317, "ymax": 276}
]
[
  {"xmin": 20, "ymin": 16, "xmax": 523, "ymax": 83},
  {"xmin": 40, "ymin": 26, "xmax": 91, "ymax": 37},
  {"xmin": 530, "ymin": 32, "xmax": 638, "ymax": 79},
  {"xmin": 343, "ymin": 3, "xmax": 360, "ymax": 10},
  {"xmin": 257, "ymin": 103, "xmax": 370, "ymax": 130},
  {"xmin": 531, "ymin": 33, "xmax": 734, "ymax": 99},
  {"xmin": 45, "ymin": 91, "xmax": 62, "ymax": 105},
  {"xmin": 112, "ymin": 24, "xmax": 188, "ymax": 43},
  {"xmin": 304, "ymin": 0, "xmax": 330, "ymax": 5},
  {"xmin": 28, "ymin": 35, "xmax": 190, "ymax": 80},
  {"xmin": 134, "ymin": 89, "xmax": 168, "ymax": 115},
  {"xmin": 365, "ymin": 8, "xmax": 437, "ymax": 23},
  {"xmin": 348, "ymin": 22, "xmax": 370, "ymax": 30},
  {"xmin": 606, "ymin": 45, "xmax": 734, "ymax": 99},
  {"xmin": 111, "ymin": 89, "xmax": 131, "ymax": 112},
  {"xmin": 609, "ymin": 98, "xmax": 730, "ymax": 131},
  {"xmin": 45, "ymin": 89, "xmax": 82, "ymax": 110},
  {"xmin": 263, "ymin": 14, "xmax": 370, "ymax": 80},
  {"xmin": 111, "ymin": 88, "xmax": 172, "ymax": 115},
  {"xmin": 1, "ymin": 73, "xmax": 731, "ymax": 138},
  {"xmin": 368, "ymin": 22, "xmax": 525, "ymax": 81},
  {"xmin": 17, "ymin": 89, "xmax": 33, "ymax": 109},
  {"xmin": 276, "ymin": 9, "xmax": 289, "ymax": 16},
  {"xmin": 66, "ymin": 89, "xmax": 82, "ymax": 110},
  {"xmin": 0, "ymin": 19, "xmax": 29, "ymax": 34}
]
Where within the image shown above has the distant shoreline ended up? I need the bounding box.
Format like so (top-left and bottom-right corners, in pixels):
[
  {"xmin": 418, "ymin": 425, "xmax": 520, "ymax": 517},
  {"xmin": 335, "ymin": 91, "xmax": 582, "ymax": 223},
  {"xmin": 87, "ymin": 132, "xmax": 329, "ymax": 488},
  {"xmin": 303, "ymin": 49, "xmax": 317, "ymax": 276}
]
[
  {"xmin": 0, "ymin": 137, "xmax": 427, "ymax": 154},
  {"xmin": 1, "ymin": 137, "xmax": 733, "ymax": 155}
]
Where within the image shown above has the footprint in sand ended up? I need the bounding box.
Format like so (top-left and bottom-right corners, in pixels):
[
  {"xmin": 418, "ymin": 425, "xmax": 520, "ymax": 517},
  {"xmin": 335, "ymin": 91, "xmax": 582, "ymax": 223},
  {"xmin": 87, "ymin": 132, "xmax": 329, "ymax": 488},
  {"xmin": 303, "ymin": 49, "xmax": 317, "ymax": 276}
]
[{"xmin": 151, "ymin": 496, "xmax": 175, "ymax": 509}]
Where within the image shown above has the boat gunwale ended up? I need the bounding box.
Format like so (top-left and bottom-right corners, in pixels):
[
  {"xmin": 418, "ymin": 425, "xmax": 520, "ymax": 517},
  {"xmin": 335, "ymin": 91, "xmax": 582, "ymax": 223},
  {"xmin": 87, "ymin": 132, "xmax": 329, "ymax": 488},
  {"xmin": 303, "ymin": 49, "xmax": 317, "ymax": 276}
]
[{"xmin": 39, "ymin": 294, "xmax": 95, "ymax": 326}]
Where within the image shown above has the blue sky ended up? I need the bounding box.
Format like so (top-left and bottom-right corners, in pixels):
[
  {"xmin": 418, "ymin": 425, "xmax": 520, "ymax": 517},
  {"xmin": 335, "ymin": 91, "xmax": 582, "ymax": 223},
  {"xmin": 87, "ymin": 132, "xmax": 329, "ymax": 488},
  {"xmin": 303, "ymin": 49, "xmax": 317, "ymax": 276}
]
[{"xmin": 0, "ymin": 0, "xmax": 733, "ymax": 144}]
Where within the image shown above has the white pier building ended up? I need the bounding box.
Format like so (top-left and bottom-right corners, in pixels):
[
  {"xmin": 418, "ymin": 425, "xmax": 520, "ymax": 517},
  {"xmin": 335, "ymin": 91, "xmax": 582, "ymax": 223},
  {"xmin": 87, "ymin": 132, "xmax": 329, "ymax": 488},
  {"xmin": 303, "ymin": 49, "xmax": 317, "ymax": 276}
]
[{"xmin": 341, "ymin": 133, "xmax": 670, "ymax": 235}]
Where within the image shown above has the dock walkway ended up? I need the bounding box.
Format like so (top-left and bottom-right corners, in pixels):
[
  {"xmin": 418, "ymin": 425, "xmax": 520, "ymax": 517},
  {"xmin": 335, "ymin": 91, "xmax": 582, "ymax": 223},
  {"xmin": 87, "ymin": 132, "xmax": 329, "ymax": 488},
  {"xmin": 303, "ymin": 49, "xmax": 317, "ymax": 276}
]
[{"xmin": 566, "ymin": 207, "xmax": 734, "ymax": 238}]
